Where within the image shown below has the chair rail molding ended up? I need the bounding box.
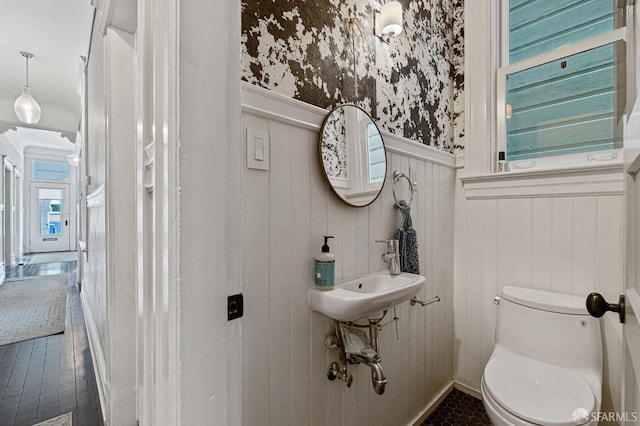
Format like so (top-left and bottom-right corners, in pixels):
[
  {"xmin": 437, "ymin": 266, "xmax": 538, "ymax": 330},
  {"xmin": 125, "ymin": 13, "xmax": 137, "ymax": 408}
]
[
  {"xmin": 459, "ymin": 163, "xmax": 624, "ymax": 199},
  {"xmin": 87, "ymin": 184, "xmax": 105, "ymax": 208}
]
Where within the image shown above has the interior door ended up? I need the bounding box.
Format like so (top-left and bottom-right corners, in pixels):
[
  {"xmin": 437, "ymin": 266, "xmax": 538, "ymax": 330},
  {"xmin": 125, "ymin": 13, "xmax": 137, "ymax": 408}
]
[
  {"xmin": 624, "ymin": 147, "xmax": 640, "ymax": 423},
  {"xmin": 29, "ymin": 182, "xmax": 70, "ymax": 252},
  {"xmin": 622, "ymin": 2, "xmax": 640, "ymax": 418}
]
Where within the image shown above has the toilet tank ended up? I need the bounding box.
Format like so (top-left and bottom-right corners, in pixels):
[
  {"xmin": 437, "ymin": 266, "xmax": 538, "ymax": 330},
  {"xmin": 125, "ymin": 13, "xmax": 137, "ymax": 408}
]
[{"xmin": 495, "ymin": 286, "xmax": 602, "ymax": 371}]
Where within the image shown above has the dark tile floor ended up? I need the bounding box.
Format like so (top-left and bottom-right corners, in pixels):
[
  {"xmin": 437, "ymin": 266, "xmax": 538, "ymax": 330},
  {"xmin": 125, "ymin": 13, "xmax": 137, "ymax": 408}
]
[
  {"xmin": 423, "ymin": 388, "xmax": 492, "ymax": 426},
  {"xmin": 0, "ymin": 259, "xmax": 103, "ymax": 426}
]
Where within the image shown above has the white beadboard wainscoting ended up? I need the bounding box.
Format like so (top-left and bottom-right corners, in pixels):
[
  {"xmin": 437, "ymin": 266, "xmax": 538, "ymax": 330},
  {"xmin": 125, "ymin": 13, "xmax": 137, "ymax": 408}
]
[
  {"xmin": 453, "ymin": 169, "xmax": 624, "ymax": 418},
  {"xmin": 241, "ymin": 84, "xmax": 456, "ymax": 426}
]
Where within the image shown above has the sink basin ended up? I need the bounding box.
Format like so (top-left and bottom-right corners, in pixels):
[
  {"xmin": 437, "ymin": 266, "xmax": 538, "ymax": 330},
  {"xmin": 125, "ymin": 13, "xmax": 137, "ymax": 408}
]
[{"xmin": 307, "ymin": 271, "xmax": 426, "ymax": 322}]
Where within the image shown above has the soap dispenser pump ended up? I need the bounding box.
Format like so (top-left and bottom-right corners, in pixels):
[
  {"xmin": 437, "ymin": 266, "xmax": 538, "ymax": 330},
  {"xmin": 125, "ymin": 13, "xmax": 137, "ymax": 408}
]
[{"xmin": 314, "ymin": 236, "xmax": 335, "ymax": 290}]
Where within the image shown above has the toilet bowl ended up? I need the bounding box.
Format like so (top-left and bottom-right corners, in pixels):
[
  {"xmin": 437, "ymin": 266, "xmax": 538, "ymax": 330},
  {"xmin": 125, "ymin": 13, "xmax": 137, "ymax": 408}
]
[{"xmin": 481, "ymin": 286, "xmax": 602, "ymax": 426}]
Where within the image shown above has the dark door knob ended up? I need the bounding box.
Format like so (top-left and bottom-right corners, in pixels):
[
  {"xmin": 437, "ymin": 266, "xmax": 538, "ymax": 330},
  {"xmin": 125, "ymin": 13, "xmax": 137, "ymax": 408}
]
[{"xmin": 586, "ymin": 292, "xmax": 625, "ymax": 324}]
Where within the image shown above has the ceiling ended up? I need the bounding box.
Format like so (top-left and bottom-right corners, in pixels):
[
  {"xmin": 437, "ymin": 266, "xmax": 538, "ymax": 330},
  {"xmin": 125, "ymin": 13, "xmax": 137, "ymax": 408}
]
[{"xmin": 0, "ymin": 0, "xmax": 94, "ymax": 147}]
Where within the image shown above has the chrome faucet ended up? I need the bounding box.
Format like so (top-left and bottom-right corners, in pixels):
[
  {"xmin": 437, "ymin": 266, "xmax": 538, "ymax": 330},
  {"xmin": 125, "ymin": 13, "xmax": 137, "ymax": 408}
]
[{"xmin": 376, "ymin": 239, "xmax": 400, "ymax": 275}]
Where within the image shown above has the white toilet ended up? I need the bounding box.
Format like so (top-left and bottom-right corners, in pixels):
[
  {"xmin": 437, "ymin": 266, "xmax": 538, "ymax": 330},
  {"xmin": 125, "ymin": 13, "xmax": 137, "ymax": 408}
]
[{"xmin": 481, "ymin": 286, "xmax": 602, "ymax": 426}]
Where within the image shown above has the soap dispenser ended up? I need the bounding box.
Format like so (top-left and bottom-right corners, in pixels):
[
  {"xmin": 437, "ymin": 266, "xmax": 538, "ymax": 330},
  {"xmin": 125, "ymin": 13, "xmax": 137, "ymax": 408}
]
[{"xmin": 314, "ymin": 236, "xmax": 335, "ymax": 290}]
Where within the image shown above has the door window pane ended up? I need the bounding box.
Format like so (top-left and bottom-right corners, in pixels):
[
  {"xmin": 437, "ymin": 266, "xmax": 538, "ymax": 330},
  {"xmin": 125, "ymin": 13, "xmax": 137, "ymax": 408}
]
[{"xmin": 39, "ymin": 188, "xmax": 63, "ymax": 236}]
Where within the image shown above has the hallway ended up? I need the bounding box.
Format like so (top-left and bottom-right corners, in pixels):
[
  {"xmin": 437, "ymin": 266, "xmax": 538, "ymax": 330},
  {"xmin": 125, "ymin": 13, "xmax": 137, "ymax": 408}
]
[{"xmin": 0, "ymin": 259, "xmax": 103, "ymax": 426}]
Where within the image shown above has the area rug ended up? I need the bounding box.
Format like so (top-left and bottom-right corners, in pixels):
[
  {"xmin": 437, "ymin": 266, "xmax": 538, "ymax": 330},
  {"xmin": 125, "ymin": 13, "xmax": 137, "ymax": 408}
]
[
  {"xmin": 33, "ymin": 412, "xmax": 72, "ymax": 426},
  {"xmin": 0, "ymin": 274, "xmax": 68, "ymax": 346},
  {"xmin": 28, "ymin": 251, "xmax": 77, "ymax": 264}
]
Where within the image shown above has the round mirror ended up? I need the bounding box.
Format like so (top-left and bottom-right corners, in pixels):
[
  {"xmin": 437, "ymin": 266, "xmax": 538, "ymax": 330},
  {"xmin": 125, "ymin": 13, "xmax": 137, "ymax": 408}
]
[{"xmin": 319, "ymin": 104, "xmax": 387, "ymax": 207}]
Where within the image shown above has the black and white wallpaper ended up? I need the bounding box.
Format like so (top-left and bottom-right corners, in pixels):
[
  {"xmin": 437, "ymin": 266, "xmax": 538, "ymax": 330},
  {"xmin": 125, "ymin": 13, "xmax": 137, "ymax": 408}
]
[
  {"xmin": 241, "ymin": 0, "xmax": 465, "ymax": 153},
  {"xmin": 321, "ymin": 108, "xmax": 348, "ymax": 178}
]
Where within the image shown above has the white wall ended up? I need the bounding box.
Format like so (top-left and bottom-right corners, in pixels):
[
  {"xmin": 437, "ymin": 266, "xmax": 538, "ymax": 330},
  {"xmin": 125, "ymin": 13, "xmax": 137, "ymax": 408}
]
[
  {"xmin": 81, "ymin": 21, "xmax": 137, "ymax": 426},
  {"xmin": 453, "ymin": 173, "xmax": 624, "ymax": 416},
  {"xmin": 242, "ymin": 85, "xmax": 456, "ymax": 426}
]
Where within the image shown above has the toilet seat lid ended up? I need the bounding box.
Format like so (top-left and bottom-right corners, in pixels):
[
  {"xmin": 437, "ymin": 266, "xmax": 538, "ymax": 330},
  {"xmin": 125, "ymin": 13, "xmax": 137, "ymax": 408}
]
[{"xmin": 484, "ymin": 352, "xmax": 596, "ymax": 426}]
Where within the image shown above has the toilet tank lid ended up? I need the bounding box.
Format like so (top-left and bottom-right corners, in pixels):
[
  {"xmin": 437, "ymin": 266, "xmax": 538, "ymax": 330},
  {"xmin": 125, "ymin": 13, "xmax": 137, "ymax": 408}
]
[{"xmin": 501, "ymin": 286, "xmax": 587, "ymax": 315}]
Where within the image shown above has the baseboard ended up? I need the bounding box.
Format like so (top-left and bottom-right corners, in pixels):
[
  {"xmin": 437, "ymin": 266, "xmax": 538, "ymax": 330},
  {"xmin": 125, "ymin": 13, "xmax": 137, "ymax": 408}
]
[
  {"xmin": 80, "ymin": 292, "xmax": 108, "ymax": 424},
  {"xmin": 408, "ymin": 381, "xmax": 455, "ymax": 426},
  {"xmin": 454, "ymin": 381, "xmax": 483, "ymax": 400}
]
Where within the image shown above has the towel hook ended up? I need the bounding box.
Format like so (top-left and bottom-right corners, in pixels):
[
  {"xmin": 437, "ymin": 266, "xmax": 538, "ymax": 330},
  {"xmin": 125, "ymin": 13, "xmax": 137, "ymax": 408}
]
[{"xmin": 392, "ymin": 170, "xmax": 414, "ymax": 207}]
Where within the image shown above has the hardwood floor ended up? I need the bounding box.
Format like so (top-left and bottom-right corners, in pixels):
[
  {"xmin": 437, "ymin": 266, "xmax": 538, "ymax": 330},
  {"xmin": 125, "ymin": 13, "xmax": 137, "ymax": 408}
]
[{"xmin": 0, "ymin": 260, "xmax": 103, "ymax": 426}]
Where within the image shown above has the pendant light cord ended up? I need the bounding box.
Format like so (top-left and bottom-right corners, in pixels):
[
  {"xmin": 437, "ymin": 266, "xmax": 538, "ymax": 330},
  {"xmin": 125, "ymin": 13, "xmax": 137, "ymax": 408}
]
[{"xmin": 20, "ymin": 52, "xmax": 33, "ymax": 87}]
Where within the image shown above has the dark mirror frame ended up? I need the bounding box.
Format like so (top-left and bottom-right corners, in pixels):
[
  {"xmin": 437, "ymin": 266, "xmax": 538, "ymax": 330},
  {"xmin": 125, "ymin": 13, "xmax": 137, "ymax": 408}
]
[{"xmin": 318, "ymin": 104, "xmax": 388, "ymax": 208}]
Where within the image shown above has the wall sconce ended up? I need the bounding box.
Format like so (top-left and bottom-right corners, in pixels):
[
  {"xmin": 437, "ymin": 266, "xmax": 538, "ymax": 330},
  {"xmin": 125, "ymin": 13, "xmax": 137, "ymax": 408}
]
[
  {"xmin": 375, "ymin": 1, "xmax": 403, "ymax": 43},
  {"xmin": 505, "ymin": 103, "xmax": 513, "ymax": 119},
  {"xmin": 67, "ymin": 153, "xmax": 81, "ymax": 167}
]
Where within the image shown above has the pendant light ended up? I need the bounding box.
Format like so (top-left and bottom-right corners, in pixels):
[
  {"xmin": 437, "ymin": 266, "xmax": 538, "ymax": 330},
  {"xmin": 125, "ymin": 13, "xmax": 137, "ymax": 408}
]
[{"xmin": 14, "ymin": 51, "xmax": 41, "ymax": 124}]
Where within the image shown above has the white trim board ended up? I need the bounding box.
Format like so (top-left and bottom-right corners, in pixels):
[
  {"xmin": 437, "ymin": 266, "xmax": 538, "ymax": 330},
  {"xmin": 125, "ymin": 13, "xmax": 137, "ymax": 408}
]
[
  {"xmin": 87, "ymin": 184, "xmax": 105, "ymax": 208},
  {"xmin": 80, "ymin": 291, "xmax": 108, "ymax": 425},
  {"xmin": 459, "ymin": 163, "xmax": 624, "ymax": 199},
  {"xmin": 241, "ymin": 82, "xmax": 457, "ymax": 169}
]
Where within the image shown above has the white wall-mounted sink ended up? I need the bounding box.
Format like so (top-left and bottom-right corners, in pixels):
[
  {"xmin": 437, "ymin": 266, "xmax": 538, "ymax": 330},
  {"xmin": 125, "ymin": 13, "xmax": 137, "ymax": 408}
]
[{"xmin": 307, "ymin": 271, "xmax": 426, "ymax": 322}]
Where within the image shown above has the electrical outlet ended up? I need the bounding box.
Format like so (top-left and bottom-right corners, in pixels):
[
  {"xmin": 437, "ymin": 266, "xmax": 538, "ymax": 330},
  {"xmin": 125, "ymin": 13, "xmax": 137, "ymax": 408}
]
[{"xmin": 227, "ymin": 293, "xmax": 244, "ymax": 321}]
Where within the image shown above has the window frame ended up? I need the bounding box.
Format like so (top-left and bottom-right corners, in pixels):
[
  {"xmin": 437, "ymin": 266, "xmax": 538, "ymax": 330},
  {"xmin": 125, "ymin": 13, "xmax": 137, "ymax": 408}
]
[
  {"xmin": 31, "ymin": 159, "xmax": 70, "ymax": 181},
  {"xmin": 495, "ymin": 1, "xmax": 628, "ymax": 172}
]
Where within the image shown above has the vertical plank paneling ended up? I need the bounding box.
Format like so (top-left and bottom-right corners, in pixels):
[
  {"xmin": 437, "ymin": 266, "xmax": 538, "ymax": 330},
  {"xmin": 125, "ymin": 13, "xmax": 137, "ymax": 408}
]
[
  {"xmin": 496, "ymin": 198, "xmax": 516, "ymax": 290},
  {"xmin": 356, "ymin": 208, "xmax": 369, "ymax": 276},
  {"xmin": 480, "ymin": 200, "xmax": 498, "ymax": 366},
  {"xmin": 454, "ymin": 172, "xmax": 624, "ymax": 396},
  {"xmin": 572, "ymin": 197, "xmax": 597, "ymax": 296},
  {"xmin": 531, "ymin": 198, "xmax": 552, "ymax": 291},
  {"xmin": 326, "ymin": 171, "xmax": 349, "ymax": 426},
  {"xmin": 242, "ymin": 115, "xmax": 271, "ymax": 426},
  {"xmin": 410, "ymin": 160, "xmax": 427, "ymax": 411},
  {"xmin": 431, "ymin": 165, "xmax": 446, "ymax": 391},
  {"xmin": 512, "ymin": 198, "xmax": 532, "ymax": 287},
  {"xmin": 341, "ymin": 213, "xmax": 359, "ymax": 423},
  {"xmin": 551, "ymin": 198, "xmax": 574, "ymax": 295},
  {"xmin": 442, "ymin": 167, "xmax": 455, "ymax": 381},
  {"xmin": 420, "ymin": 162, "xmax": 434, "ymax": 400},
  {"xmin": 243, "ymin": 110, "xmax": 457, "ymax": 426},
  {"xmin": 268, "ymin": 121, "xmax": 292, "ymax": 426},
  {"xmin": 595, "ymin": 194, "xmax": 623, "ymax": 419},
  {"xmin": 289, "ymin": 126, "xmax": 313, "ymax": 426},
  {"xmin": 464, "ymin": 198, "xmax": 483, "ymax": 389},
  {"xmin": 309, "ymin": 124, "xmax": 331, "ymax": 426},
  {"xmin": 452, "ymin": 175, "xmax": 467, "ymax": 386},
  {"xmin": 596, "ymin": 196, "xmax": 623, "ymax": 299},
  {"xmin": 341, "ymin": 209, "xmax": 358, "ymax": 280}
]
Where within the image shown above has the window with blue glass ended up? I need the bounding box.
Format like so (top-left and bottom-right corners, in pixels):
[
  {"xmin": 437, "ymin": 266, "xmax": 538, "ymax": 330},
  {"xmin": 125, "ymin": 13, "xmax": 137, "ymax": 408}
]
[
  {"xmin": 32, "ymin": 160, "xmax": 69, "ymax": 180},
  {"xmin": 500, "ymin": 0, "xmax": 627, "ymax": 162}
]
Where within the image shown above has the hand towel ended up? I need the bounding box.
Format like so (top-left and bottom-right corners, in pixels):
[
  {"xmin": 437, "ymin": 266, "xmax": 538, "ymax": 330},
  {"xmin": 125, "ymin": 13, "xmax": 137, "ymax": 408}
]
[{"xmin": 394, "ymin": 200, "xmax": 420, "ymax": 274}]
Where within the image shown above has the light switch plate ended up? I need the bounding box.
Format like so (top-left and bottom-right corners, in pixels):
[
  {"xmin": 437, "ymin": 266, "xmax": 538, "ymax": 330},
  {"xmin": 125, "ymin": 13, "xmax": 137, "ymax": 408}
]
[
  {"xmin": 247, "ymin": 128, "xmax": 269, "ymax": 171},
  {"xmin": 409, "ymin": 166, "xmax": 418, "ymax": 189}
]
